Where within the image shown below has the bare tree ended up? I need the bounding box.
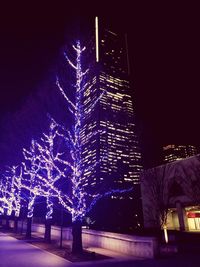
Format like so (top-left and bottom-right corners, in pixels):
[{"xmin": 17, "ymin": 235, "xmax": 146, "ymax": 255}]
[{"xmin": 141, "ymin": 163, "xmax": 174, "ymax": 230}]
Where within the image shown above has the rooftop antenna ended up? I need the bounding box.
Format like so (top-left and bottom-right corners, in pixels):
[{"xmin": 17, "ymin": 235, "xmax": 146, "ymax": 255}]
[
  {"xmin": 95, "ymin": 16, "xmax": 99, "ymax": 62},
  {"xmin": 125, "ymin": 33, "xmax": 130, "ymax": 75}
]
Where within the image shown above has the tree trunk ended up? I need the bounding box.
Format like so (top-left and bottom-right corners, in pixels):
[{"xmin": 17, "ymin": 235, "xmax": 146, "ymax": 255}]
[
  {"xmin": 5, "ymin": 216, "xmax": 9, "ymax": 229},
  {"xmin": 72, "ymin": 220, "xmax": 83, "ymax": 254},
  {"xmin": 60, "ymin": 207, "xmax": 63, "ymax": 248},
  {"xmin": 14, "ymin": 217, "xmax": 18, "ymax": 232},
  {"xmin": 45, "ymin": 219, "xmax": 52, "ymax": 243},
  {"xmin": 26, "ymin": 217, "xmax": 32, "ymax": 239}
]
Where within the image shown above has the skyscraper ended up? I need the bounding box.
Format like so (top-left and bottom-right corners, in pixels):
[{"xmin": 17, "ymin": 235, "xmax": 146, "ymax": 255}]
[{"xmin": 80, "ymin": 17, "xmax": 142, "ymax": 190}]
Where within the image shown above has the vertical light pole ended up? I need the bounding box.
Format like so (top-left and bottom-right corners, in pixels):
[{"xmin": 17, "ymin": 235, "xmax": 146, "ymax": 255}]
[{"xmin": 95, "ymin": 16, "xmax": 99, "ymax": 62}]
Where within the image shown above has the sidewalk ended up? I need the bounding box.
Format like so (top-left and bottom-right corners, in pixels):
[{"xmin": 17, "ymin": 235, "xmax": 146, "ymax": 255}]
[
  {"xmin": 0, "ymin": 230, "xmax": 143, "ymax": 267},
  {"xmin": 0, "ymin": 232, "xmax": 72, "ymax": 267},
  {"xmin": 1, "ymin": 230, "xmax": 200, "ymax": 267}
]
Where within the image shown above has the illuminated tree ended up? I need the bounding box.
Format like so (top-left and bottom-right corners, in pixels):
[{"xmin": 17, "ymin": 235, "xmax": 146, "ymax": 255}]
[
  {"xmin": 23, "ymin": 139, "xmax": 45, "ymax": 238},
  {"xmin": 0, "ymin": 179, "xmax": 9, "ymax": 215},
  {"xmin": 22, "ymin": 117, "xmax": 70, "ymax": 241},
  {"xmin": 0, "ymin": 178, "xmax": 10, "ymax": 227},
  {"xmin": 1, "ymin": 166, "xmax": 23, "ymax": 230},
  {"xmin": 0, "ymin": 181, "xmax": 4, "ymax": 215},
  {"xmin": 35, "ymin": 117, "xmax": 67, "ymax": 242},
  {"xmin": 56, "ymin": 41, "xmax": 132, "ymax": 254}
]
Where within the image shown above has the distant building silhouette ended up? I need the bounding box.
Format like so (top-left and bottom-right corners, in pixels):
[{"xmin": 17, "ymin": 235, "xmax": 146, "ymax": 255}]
[{"xmin": 163, "ymin": 144, "xmax": 198, "ymax": 163}]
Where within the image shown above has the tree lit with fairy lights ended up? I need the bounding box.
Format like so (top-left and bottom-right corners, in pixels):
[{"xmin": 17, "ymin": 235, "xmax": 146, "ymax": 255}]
[
  {"xmin": 0, "ymin": 40, "xmax": 132, "ymax": 254},
  {"xmin": 56, "ymin": 41, "xmax": 132, "ymax": 253}
]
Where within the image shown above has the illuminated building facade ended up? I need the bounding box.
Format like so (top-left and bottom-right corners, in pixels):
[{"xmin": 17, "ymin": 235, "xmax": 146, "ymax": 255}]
[
  {"xmin": 141, "ymin": 155, "xmax": 200, "ymax": 231},
  {"xmin": 81, "ymin": 17, "xmax": 142, "ymax": 191},
  {"xmin": 163, "ymin": 144, "xmax": 198, "ymax": 163}
]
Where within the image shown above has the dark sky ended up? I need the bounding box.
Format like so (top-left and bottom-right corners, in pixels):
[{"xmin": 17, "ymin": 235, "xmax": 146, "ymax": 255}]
[{"xmin": 0, "ymin": 1, "xmax": 199, "ymax": 168}]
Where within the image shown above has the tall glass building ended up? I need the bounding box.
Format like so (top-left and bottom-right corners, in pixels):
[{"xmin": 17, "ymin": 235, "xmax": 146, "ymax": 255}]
[{"xmin": 80, "ymin": 17, "xmax": 142, "ymax": 191}]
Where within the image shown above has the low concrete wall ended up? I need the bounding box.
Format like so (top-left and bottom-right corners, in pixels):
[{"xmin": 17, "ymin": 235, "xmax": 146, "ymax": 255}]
[
  {"xmin": 1, "ymin": 219, "xmax": 158, "ymax": 258},
  {"xmin": 83, "ymin": 229, "xmax": 158, "ymax": 258}
]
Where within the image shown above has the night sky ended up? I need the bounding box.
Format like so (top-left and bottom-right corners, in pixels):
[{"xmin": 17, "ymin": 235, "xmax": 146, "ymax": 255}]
[{"xmin": 0, "ymin": 1, "xmax": 199, "ymax": 168}]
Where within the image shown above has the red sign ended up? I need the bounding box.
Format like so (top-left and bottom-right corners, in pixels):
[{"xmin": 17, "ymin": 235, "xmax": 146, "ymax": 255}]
[{"xmin": 187, "ymin": 212, "xmax": 200, "ymax": 218}]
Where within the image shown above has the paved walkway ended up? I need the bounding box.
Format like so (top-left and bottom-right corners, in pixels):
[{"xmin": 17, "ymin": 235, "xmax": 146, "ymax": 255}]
[
  {"xmin": 0, "ymin": 232, "xmax": 71, "ymax": 267},
  {"xmin": 0, "ymin": 232, "xmax": 142, "ymax": 267},
  {"xmin": 1, "ymin": 232, "xmax": 200, "ymax": 267}
]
